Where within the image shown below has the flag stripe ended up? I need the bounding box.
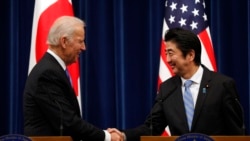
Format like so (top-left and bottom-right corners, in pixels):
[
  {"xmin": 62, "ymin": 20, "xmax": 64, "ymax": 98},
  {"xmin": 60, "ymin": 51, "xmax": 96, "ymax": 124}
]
[{"xmin": 198, "ymin": 29, "xmax": 217, "ymax": 71}]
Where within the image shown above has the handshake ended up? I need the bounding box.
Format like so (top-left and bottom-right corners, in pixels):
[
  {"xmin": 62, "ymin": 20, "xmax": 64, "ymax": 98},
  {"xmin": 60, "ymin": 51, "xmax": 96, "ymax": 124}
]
[{"xmin": 107, "ymin": 128, "xmax": 126, "ymax": 141}]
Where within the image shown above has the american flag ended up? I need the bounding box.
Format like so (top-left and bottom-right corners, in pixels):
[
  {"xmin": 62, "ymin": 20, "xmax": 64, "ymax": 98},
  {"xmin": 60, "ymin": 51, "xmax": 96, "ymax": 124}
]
[{"xmin": 158, "ymin": 0, "xmax": 217, "ymax": 136}]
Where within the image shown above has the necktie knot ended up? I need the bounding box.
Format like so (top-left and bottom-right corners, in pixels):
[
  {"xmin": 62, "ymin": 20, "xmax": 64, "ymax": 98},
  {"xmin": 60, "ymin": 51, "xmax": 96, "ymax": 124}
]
[{"xmin": 184, "ymin": 80, "xmax": 193, "ymax": 88}]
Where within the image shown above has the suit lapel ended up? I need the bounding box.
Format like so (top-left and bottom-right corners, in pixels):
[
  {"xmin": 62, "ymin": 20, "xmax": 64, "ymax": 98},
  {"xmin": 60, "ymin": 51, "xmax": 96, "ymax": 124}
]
[
  {"xmin": 46, "ymin": 53, "xmax": 81, "ymax": 116},
  {"xmin": 172, "ymin": 77, "xmax": 190, "ymax": 132},
  {"xmin": 177, "ymin": 86, "xmax": 190, "ymax": 131},
  {"xmin": 192, "ymin": 67, "xmax": 212, "ymax": 130}
]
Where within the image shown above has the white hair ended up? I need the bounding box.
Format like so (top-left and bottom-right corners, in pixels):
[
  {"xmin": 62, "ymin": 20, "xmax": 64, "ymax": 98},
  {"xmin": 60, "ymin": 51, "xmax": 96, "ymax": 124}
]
[{"xmin": 47, "ymin": 16, "xmax": 85, "ymax": 46}]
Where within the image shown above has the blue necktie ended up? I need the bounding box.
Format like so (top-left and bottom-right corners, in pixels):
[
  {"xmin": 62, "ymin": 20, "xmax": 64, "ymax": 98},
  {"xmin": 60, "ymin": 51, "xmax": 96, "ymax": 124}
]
[
  {"xmin": 183, "ymin": 80, "xmax": 194, "ymax": 131},
  {"xmin": 65, "ymin": 69, "xmax": 72, "ymax": 85}
]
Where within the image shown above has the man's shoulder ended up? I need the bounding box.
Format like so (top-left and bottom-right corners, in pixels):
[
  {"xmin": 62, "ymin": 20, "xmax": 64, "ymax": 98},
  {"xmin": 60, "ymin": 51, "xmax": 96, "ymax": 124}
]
[
  {"xmin": 206, "ymin": 68, "xmax": 233, "ymax": 81},
  {"xmin": 161, "ymin": 75, "xmax": 180, "ymax": 87}
]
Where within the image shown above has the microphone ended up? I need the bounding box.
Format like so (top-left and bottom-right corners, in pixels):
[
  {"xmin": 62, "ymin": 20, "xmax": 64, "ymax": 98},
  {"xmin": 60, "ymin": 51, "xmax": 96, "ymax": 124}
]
[
  {"xmin": 149, "ymin": 85, "xmax": 177, "ymax": 135},
  {"xmin": 54, "ymin": 100, "xmax": 64, "ymax": 136}
]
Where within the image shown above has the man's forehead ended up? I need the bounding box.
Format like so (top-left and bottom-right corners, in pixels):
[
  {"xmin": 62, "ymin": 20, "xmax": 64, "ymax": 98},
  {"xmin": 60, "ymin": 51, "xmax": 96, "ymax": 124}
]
[{"xmin": 165, "ymin": 41, "xmax": 178, "ymax": 49}]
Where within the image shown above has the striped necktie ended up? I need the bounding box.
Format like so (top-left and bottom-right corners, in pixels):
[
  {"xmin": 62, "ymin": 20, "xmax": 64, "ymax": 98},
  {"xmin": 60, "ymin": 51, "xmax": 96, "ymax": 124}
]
[{"xmin": 183, "ymin": 80, "xmax": 194, "ymax": 131}]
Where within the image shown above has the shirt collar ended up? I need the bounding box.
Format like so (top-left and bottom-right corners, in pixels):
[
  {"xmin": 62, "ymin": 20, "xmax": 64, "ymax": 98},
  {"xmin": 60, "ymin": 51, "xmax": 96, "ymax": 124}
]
[
  {"xmin": 181, "ymin": 65, "xmax": 204, "ymax": 86},
  {"xmin": 47, "ymin": 49, "xmax": 67, "ymax": 70}
]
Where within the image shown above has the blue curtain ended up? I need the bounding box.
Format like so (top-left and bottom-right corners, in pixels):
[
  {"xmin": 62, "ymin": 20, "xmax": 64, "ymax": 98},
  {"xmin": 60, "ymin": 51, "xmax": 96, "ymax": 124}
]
[
  {"xmin": 0, "ymin": 0, "xmax": 249, "ymax": 135},
  {"xmin": 74, "ymin": 0, "xmax": 164, "ymax": 129},
  {"xmin": 208, "ymin": 0, "xmax": 250, "ymax": 134}
]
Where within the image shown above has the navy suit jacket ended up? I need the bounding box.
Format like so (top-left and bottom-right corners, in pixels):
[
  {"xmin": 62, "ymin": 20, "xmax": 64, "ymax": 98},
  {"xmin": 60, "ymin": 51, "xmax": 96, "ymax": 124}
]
[
  {"xmin": 124, "ymin": 65, "xmax": 244, "ymax": 141},
  {"xmin": 23, "ymin": 53, "xmax": 105, "ymax": 141}
]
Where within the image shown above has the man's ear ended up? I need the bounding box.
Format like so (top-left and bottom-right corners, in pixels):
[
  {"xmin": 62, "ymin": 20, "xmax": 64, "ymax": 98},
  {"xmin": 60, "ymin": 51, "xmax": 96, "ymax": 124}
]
[
  {"xmin": 60, "ymin": 36, "xmax": 68, "ymax": 48},
  {"xmin": 188, "ymin": 49, "xmax": 195, "ymax": 61}
]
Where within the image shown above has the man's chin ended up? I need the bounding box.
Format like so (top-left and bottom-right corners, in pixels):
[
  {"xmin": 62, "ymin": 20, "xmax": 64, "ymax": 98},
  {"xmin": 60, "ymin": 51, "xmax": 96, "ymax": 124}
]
[{"xmin": 171, "ymin": 69, "xmax": 178, "ymax": 75}]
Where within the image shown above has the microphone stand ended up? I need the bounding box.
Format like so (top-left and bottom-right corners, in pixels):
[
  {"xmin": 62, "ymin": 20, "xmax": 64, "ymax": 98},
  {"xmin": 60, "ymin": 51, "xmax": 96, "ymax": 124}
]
[{"xmin": 54, "ymin": 100, "xmax": 64, "ymax": 136}]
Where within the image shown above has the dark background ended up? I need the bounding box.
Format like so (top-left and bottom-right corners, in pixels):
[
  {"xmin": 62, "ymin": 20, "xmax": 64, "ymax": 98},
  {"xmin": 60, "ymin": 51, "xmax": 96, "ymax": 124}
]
[{"xmin": 0, "ymin": 0, "xmax": 249, "ymax": 135}]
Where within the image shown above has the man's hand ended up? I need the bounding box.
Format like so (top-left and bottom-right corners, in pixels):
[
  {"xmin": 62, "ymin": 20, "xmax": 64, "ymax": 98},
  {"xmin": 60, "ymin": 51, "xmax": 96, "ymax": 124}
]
[{"xmin": 108, "ymin": 128, "xmax": 125, "ymax": 141}]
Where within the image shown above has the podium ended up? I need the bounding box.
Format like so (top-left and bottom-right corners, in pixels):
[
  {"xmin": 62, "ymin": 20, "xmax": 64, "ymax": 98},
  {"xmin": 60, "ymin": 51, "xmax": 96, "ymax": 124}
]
[
  {"xmin": 141, "ymin": 136, "xmax": 250, "ymax": 141},
  {"xmin": 29, "ymin": 136, "xmax": 72, "ymax": 141}
]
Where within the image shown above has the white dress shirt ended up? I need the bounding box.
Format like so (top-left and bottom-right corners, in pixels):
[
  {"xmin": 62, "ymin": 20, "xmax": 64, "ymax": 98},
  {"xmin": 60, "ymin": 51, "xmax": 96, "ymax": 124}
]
[{"xmin": 181, "ymin": 66, "xmax": 204, "ymax": 107}]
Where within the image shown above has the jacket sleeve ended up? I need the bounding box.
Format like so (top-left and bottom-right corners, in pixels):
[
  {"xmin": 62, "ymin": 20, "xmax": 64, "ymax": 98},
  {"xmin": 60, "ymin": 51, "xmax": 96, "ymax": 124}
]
[
  {"xmin": 34, "ymin": 70, "xmax": 105, "ymax": 141},
  {"xmin": 124, "ymin": 90, "xmax": 168, "ymax": 141},
  {"xmin": 222, "ymin": 79, "xmax": 245, "ymax": 135}
]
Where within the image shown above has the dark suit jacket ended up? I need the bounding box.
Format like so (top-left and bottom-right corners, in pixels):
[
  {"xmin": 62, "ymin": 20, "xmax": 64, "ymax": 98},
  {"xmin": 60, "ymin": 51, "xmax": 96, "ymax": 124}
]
[
  {"xmin": 124, "ymin": 66, "xmax": 244, "ymax": 141},
  {"xmin": 23, "ymin": 53, "xmax": 105, "ymax": 141}
]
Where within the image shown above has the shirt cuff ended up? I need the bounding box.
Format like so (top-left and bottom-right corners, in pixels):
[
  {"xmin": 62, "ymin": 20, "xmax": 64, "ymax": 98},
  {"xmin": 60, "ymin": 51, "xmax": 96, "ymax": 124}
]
[
  {"xmin": 122, "ymin": 132, "xmax": 127, "ymax": 141},
  {"xmin": 103, "ymin": 130, "xmax": 111, "ymax": 141}
]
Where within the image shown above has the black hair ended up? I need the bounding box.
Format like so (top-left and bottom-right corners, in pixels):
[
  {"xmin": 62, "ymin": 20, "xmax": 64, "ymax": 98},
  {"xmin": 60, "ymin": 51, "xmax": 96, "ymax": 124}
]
[{"xmin": 164, "ymin": 27, "xmax": 201, "ymax": 65}]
